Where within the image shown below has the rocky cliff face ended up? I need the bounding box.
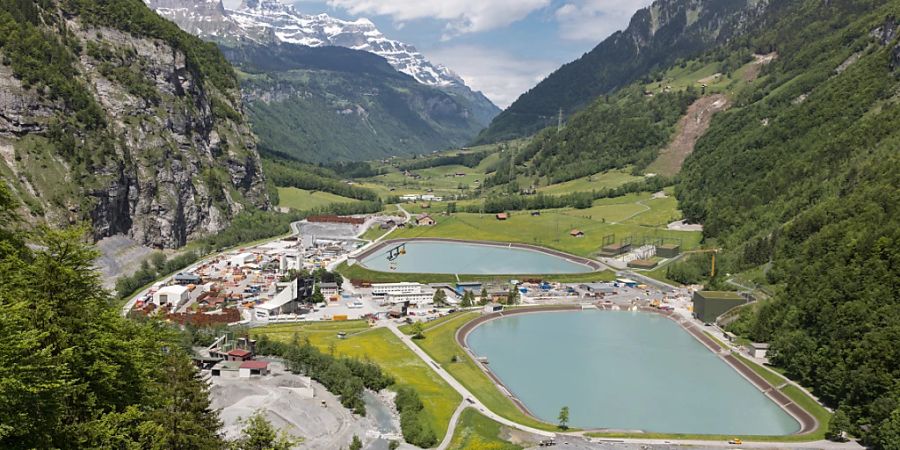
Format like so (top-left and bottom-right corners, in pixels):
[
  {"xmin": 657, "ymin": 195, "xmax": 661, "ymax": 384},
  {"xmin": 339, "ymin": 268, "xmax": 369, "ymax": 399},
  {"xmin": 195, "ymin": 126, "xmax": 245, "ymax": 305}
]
[{"xmin": 0, "ymin": 3, "xmax": 269, "ymax": 248}]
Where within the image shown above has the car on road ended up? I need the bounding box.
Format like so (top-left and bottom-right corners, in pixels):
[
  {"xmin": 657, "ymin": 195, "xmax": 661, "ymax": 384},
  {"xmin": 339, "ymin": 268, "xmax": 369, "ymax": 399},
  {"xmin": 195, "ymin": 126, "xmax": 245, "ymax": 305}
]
[
  {"xmin": 538, "ymin": 439, "xmax": 556, "ymax": 446},
  {"xmin": 728, "ymin": 438, "xmax": 743, "ymax": 444}
]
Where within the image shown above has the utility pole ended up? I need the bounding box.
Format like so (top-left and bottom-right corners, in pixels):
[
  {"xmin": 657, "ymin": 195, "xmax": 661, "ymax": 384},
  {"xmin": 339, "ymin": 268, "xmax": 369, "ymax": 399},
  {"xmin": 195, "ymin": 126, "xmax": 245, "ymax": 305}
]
[{"xmin": 557, "ymin": 108, "xmax": 563, "ymax": 133}]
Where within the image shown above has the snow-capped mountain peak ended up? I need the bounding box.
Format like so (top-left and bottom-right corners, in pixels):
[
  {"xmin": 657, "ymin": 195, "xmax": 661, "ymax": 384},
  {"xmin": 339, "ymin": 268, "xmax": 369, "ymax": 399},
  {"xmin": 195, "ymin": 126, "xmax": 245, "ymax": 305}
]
[{"xmin": 148, "ymin": 0, "xmax": 464, "ymax": 88}]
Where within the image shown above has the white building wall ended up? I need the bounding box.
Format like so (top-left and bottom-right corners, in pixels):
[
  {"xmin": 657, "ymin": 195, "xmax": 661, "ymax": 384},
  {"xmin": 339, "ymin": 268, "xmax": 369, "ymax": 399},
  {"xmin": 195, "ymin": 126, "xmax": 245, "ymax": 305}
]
[{"xmin": 373, "ymin": 282, "xmax": 424, "ymax": 296}]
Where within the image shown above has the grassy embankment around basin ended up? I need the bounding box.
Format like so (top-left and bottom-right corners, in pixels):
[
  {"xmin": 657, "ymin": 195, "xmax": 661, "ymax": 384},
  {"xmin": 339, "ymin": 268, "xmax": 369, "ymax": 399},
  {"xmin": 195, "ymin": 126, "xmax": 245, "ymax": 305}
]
[
  {"xmin": 252, "ymin": 322, "xmax": 461, "ymax": 442},
  {"xmin": 400, "ymin": 312, "xmax": 560, "ymax": 432},
  {"xmin": 336, "ymin": 261, "xmax": 615, "ymax": 284}
]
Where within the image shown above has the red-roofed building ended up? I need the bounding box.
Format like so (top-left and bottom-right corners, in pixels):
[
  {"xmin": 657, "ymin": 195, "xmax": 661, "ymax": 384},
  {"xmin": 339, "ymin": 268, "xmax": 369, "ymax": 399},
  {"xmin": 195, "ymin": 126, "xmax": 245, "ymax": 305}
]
[
  {"xmin": 239, "ymin": 360, "xmax": 270, "ymax": 377},
  {"xmin": 226, "ymin": 348, "xmax": 252, "ymax": 361}
]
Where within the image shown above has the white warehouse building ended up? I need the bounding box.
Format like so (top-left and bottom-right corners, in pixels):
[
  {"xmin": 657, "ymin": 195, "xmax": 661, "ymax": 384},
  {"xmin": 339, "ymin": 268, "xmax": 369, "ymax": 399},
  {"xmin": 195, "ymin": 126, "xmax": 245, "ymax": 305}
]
[
  {"xmin": 386, "ymin": 291, "xmax": 435, "ymax": 306},
  {"xmin": 153, "ymin": 285, "xmax": 189, "ymax": 307},
  {"xmin": 372, "ymin": 282, "xmax": 425, "ymax": 296}
]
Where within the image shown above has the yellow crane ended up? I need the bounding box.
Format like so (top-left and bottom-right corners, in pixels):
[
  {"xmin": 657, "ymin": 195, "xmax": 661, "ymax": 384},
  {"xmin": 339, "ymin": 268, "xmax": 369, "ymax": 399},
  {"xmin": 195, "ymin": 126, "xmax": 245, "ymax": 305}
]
[{"xmin": 681, "ymin": 248, "xmax": 721, "ymax": 277}]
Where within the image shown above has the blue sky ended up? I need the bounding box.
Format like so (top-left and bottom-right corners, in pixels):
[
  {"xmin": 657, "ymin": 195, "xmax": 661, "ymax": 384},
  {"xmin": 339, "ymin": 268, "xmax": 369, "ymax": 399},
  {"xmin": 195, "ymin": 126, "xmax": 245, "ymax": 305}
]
[{"xmin": 288, "ymin": 0, "xmax": 653, "ymax": 107}]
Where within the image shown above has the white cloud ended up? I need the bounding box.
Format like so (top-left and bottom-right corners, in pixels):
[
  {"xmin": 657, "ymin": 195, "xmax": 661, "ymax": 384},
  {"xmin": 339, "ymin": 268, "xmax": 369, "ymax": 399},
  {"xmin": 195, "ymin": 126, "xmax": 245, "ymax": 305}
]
[
  {"xmin": 326, "ymin": 0, "xmax": 550, "ymax": 39},
  {"xmin": 554, "ymin": 0, "xmax": 652, "ymax": 41},
  {"xmin": 426, "ymin": 45, "xmax": 558, "ymax": 108}
]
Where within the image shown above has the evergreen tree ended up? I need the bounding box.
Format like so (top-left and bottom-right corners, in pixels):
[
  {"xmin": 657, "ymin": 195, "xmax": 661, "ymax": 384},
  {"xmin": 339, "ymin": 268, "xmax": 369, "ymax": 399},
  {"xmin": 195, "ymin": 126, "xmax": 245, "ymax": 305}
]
[
  {"xmin": 826, "ymin": 409, "xmax": 850, "ymax": 442},
  {"xmin": 459, "ymin": 291, "xmax": 473, "ymax": 308},
  {"xmin": 506, "ymin": 287, "xmax": 520, "ymax": 305},
  {"xmin": 310, "ymin": 286, "xmax": 325, "ymax": 304},
  {"xmin": 558, "ymin": 406, "xmax": 570, "ymax": 430},
  {"xmin": 0, "ymin": 184, "xmax": 226, "ymax": 449},
  {"xmin": 231, "ymin": 410, "xmax": 298, "ymax": 450},
  {"xmin": 149, "ymin": 353, "xmax": 224, "ymax": 450},
  {"xmin": 432, "ymin": 288, "xmax": 447, "ymax": 306}
]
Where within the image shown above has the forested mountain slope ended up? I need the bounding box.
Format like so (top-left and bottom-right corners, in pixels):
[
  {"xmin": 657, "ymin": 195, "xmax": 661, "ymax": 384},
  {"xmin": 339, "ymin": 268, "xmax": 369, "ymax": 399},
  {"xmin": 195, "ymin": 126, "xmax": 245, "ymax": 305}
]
[
  {"xmin": 0, "ymin": 0, "xmax": 269, "ymax": 248},
  {"xmin": 486, "ymin": 86, "xmax": 697, "ymax": 188},
  {"xmin": 224, "ymin": 43, "xmax": 490, "ymax": 162},
  {"xmin": 675, "ymin": 1, "xmax": 900, "ymax": 446},
  {"xmin": 476, "ymin": 0, "xmax": 766, "ymax": 144}
]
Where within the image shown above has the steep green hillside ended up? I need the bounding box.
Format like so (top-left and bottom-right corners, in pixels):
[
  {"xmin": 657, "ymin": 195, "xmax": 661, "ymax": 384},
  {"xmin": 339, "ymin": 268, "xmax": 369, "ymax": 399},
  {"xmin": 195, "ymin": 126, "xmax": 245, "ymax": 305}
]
[
  {"xmin": 224, "ymin": 43, "xmax": 491, "ymax": 162},
  {"xmin": 674, "ymin": 1, "xmax": 900, "ymax": 446},
  {"xmin": 487, "ymin": 87, "xmax": 696, "ymax": 187},
  {"xmin": 476, "ymin": 0, "xmax": 766, "ymax": 144},
  {"xmin": 0, "ymin": 0, "xmax": 268, "ymax": 248}
]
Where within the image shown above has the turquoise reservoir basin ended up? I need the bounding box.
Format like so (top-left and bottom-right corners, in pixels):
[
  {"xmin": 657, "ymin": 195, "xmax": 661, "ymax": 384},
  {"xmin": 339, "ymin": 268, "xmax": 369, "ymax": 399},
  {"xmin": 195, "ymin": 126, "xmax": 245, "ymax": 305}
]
[
  {"xmin": 466, "ymin": 310, "xmax": 800, "ymax": 435},
  {"xmin": 359, "ymin": 241, "xmax": 592, "ymax": 274}
]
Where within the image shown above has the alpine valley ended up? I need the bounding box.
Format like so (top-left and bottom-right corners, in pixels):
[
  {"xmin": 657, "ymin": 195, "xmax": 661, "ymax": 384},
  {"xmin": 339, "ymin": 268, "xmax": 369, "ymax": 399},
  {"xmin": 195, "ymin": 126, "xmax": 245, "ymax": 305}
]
[{"xmin": 147, "ymin": 0, "xmax": 500, "ymax": 162}]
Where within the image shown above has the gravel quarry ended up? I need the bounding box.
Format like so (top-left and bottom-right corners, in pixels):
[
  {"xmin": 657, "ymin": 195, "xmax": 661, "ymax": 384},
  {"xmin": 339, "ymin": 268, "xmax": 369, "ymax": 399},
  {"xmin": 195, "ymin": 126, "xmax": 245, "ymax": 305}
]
[{"xmin": 209, "ymin": 360, "xmax": 405, "ymax": 450}]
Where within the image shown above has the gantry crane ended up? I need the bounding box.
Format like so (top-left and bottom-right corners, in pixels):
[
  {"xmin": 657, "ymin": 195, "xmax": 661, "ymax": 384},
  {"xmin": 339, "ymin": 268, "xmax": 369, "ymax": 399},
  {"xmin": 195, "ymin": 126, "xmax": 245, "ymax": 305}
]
[{"xmin": 681, "ymin": 248, "xmax": 721, "ymax": 277}]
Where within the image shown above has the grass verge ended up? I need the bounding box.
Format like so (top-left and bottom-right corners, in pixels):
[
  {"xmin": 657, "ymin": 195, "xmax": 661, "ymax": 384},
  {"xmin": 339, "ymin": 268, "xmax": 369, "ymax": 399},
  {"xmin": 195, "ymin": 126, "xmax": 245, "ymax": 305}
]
[
  {"xmin": 448, "ymin": 408, "xmax": 524, "ymax": 450},
  {"xmin": 409, "ymin": 313, "xmax": 560, "ymax": 432},
  {"xmin": 336, "ymin": 261, "xmax": 615, "ymax": 284},
  {"xmin": 252, "ymin": 324, "xmax": 461, "ymax": 441}
]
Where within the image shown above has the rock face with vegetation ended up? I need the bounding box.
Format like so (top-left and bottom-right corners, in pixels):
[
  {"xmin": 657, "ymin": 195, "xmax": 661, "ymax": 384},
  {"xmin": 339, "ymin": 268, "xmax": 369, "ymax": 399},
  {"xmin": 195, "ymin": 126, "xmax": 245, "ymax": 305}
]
[
  {"xmin": 477, "ymin": 0, "xmax": 767, "ymax": 144},
  {"xmin": 0, "ymin": 0, "xmax": 269, "ymax": 249}
]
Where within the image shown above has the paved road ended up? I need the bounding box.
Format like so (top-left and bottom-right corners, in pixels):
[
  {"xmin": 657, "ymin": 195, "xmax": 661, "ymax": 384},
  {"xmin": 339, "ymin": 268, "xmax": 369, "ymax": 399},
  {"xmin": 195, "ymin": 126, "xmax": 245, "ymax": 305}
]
[{"xmin": 435, "ymin": 402, "xmax": 467, "ymax": 450}]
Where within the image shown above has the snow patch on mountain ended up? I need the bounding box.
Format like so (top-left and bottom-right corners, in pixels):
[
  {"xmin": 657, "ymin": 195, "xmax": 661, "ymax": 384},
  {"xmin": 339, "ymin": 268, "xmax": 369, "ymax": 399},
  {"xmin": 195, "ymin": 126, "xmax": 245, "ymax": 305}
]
[{"xmin": 148, "ymin": 0, "xmax": 466, "ymax": 88}]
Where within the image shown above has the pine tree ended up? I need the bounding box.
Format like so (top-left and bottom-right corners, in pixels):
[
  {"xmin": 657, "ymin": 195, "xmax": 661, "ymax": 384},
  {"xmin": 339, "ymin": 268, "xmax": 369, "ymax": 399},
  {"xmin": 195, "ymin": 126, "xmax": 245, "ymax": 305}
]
[
  {"xmin": 432, "ymin": 288, "xmax": 447, "ymax": 306},
  {"xmin": 231, "ymin": 410, "xmax": 298, "ymax": 450},
  {"xmin": 148, "ymin": 353, "xmax": 224, "ymax": 450}
]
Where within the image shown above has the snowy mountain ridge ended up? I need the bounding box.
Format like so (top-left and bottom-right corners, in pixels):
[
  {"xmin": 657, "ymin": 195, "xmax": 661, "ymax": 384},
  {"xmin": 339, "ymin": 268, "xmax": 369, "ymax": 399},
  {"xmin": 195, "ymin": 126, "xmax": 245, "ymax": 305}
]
[{"xmin": 148, "ymin": 0, "xmax": 468, "ymax": 89}]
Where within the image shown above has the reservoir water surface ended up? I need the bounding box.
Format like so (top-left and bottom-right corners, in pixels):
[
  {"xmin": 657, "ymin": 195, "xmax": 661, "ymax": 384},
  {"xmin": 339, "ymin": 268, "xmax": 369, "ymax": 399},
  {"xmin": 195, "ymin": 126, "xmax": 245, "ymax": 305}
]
[
  {"xmin": 359, "ymin": 240, "xmax": 592, "ymax": 274},
  {"xmin": 466, "ymin": 310, "xmax": 800, "ymax": 435}
]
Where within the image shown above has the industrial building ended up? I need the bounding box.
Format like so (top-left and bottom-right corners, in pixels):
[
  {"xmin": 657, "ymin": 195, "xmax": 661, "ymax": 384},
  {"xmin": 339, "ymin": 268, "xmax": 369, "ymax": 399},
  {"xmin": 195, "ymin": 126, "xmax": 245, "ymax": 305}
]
[
  {"xmin": 372, "ymin": 282, "xmax": 425, "ymax": 296},
  {"xmin": 153, "ymin": 285, "xmax": 189, "ymax": 307},
  {"xmin": 692, "ymin": 291, "xmax": 749, "ymax": 323},
  {"xmin": 385, "ymin": 291, "xmax": 435, "ymax": 306},
  {"xmin": 600, "ymin": 242, "xmax": 632, "ymax": 256},
  {"xmin": 656, "ymin": 244, "xmax": 681, "ymax": 258},
  {"xmin": 319, "ymin": 282, "xmax": 340, "ymax": 298}
]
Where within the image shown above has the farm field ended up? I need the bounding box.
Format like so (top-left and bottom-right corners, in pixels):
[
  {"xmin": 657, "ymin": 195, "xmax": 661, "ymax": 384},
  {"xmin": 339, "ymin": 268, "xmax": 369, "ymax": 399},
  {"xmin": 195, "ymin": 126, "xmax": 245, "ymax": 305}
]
[
  {"xmin": 389, "ymin": 192, "xmax": 701, "ymax": 258},
  {"xmin": 252, "ymin": 323, "xmax": 461, "ymax": 441},
  {"xmin": 276, "ymin": 187, "xmax": 358, "ymax": 210},
  {"xmin": 536, "ymin": 168, "xmax": 643, "ymax": 195}
]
